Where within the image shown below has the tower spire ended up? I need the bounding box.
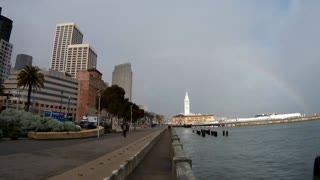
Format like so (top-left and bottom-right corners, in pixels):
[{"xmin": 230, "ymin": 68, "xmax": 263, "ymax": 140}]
[{"xmin": 184, "ymin": 91, "xmax": 190, "ymax": 115}]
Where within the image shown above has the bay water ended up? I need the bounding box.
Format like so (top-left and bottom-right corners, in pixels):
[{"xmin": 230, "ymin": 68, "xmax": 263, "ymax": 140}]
[{"xmin": 175, "ymin": 120, "xmax": 320, "ymax": 180}]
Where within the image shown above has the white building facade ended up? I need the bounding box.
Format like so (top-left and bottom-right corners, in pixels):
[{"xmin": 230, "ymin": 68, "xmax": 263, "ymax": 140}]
[
  {"xmin": 0, "ymin": 39, "xmax": 12, "ymax": 84},
  {"xmin": 65, "ymin": 44, "xmax": 97, "ymax": 78},
  {"xmin": 112, "ymin": 63, "xmax": 132, "ymax": 101},
  {"xmin": 51, "ymin": 23, "xmax": 83, "ymax": 72}
]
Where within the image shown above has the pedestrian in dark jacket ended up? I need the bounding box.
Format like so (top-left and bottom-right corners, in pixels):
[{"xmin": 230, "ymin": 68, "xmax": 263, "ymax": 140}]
[{"xmin": 121, "ymin": 122, "xmax": 129, "ymax": 138}]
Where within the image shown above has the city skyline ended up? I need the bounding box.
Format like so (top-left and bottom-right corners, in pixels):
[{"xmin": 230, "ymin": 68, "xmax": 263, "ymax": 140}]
[{"xmin": 2, "ymin": 1, "xmax": 320, "ymax": 118}]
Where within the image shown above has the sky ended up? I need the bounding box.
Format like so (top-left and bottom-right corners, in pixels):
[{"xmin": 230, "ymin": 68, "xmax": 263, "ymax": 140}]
[{"xmin": 2, "ymin": 0, "xmax": 320, "ymax": 118}]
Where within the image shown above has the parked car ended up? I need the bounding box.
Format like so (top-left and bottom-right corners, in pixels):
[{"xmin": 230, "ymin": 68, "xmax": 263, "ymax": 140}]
[
  {"xmin": 86, "ymin": 122, "xmax": 97, "ymax": 129},
  {"xmin": 79, "ymin": 120, "xmax": 89, "ymax": 128}
]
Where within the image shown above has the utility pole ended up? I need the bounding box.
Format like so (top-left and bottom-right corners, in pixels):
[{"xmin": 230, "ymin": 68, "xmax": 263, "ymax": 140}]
[
  {"xmin": 60, "ymin": 91, "xmax": 63, "ymax": 114},
  {"xmin": 97, "ymin": 89, "xmax": 101, "ymax": 138},
  {"xmin": 67, "ymin": 96, "xmax": 70, "ymax": 121},
  {"xmin": 130, "ymin": 105, "xmax": 133, "ymax": 132}
]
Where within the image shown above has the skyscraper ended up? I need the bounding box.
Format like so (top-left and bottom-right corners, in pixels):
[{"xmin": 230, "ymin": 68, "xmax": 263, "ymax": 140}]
[
  {"xmin": 0, "ymin": 7, "xmax": 13, "ymax": 42},
  {"xmin": 0, "ymin": 8, "xmax": 13, "ymax": 84},
  {"xmin": 14, "ymin": 54, "xmax": 33, "ymax": 70},
  {"xmin": 112, "ymin": 63, "xmax": 132, "ymax": 101},
  {"xmin": 65, "ymin": 44, "xmax": 97, "ymax": 78},
  {"xmin": 184, "ymin": 92, "xmax": 190, "ymax": 115},
  {"xmin": 51, "ymin": 23, "xmax": 83, "ymax": 72}
]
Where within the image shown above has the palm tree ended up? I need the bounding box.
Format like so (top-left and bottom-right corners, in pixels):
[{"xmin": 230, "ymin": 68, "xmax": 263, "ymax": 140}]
[{"xmin": 17, "ymin": 65, "xmax": 45, "ymax": 112}]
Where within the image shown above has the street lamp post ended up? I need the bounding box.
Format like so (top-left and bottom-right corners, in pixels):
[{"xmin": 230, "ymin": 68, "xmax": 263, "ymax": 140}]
[
  {"xmin": 32, "ymin": 90, "xmax": 36, "ymax": 113},
  {"xmin": 16, "ymin": 89, "xmax": 21, "ymax": 110},
  {"xmin": 60, "ymin": 91, "xmax": 63, "ymax": 114},
  {"xmin": 130, "ymin": 105, "xmax": 133, "ymax": 132},
  {"xmin": 97, "ymin": 89, "xmax": 101, "ymax": 139},
  {"xmin": 6, "ymin": 90, "xmax": 10, "ymax": 109},
  {"xmin": 67, "ymin": 96, "xmax": 70, "ymax": 121}
]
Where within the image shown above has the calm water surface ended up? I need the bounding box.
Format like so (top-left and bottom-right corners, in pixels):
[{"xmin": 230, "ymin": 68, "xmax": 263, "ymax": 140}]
[{"xmin": 175, "ymin": 120, "xmax": 320, "ymax": 180}]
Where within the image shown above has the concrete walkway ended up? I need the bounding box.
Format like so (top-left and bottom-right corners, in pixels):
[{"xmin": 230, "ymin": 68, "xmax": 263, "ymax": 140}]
[
  {"xmin": 0, "ymin": 128, "xmax": 158, "ymax": 180},
  {"xmin": 126, "ymin": 128, "xmax": 173, "ymax": 180}
]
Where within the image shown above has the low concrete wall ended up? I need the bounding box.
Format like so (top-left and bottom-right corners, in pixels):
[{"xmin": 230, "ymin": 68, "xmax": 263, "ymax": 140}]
[
  {"xmin": 28, "ymin": 127, "xmax": 104, "ymax": 140},
  {"xmin": 171, "ymin": 128, "xmax": 196, "ymax": 180},
  {"xmin": 105, "ymin": 129, "xmax": 166, "ymax": 180},
  {"xmin": 48, "ymin": 128, "xmax": 166, "ymax": 180}
]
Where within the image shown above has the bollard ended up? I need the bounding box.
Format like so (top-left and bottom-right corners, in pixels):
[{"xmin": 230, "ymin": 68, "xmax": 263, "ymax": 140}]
[
  {"xmin": 193, "ymin": 130, "xmax": 194, "ymax": 133},
  {"xmin": 202, "ymin": 131, "xmax": 205, "ymax": 137},
  {"xmin": 223, "ymin": 130, "xmax": 225, "ymax": 136},
  {"xmin": 226, "ymin": 131, "xmax": 228, "ymax": 136},
  {"xmin": 214, "ymin": 131, "xmax": 217, "ymax": 137},
  {"xmin": 314, "ymin": 156, "xmax": 320, "ymax": 176}
]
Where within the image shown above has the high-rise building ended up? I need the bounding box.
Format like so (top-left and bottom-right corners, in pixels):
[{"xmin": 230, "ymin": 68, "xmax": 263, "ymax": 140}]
[
  {"xmin": 51, "ymin": 23, "xmax": 83, "ymax": 72},
  {"xmin": 76, "ymin": 68, "xmax": 108, "ymax": 121},
  {"xmin": 65, "ymin": 44, "xmax": 97, "ymax": 78},
  {"xmin": 14, "ymin": 54, "xmax": 33, "ymax": 70},
  {"xmin": 184, "ymin": 92, "xmax": 190, "ymax": 115},
  {"xmin": 112, "ymin": 63, "xmax": 132, "ymax": 101},
  {"xmin": 0, "ymin": 8, "xmax": 13, "ymax": 84},
  {"xmin": 0, "ymin": 7, "xmax": 13, "ymax": 42},
  {"xmin": 0, "ymin": 7, "xmax": 13, "ymax": 84},
  {"xmin": 0, "ymin": 39, "xmax": 13, "ymax": 84}
]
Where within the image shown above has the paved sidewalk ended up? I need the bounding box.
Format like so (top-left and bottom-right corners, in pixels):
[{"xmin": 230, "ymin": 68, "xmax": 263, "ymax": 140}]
[
  {"xmin": 0, "ymin": 128, "xmax": 157, "ymax": 180},
  {"xmin": 126, "ymin": 128, "xmax": 173, "ymax": 180}
]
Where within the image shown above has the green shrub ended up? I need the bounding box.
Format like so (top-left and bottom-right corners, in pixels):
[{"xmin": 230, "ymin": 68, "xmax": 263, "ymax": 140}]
[
  {"xmin": 63, "ymin": 121, "xmax": 81, "ymax": 132},
  {"xmin": 44, "ymin": 118, "xmax": 63, "ymax": 132},
  {"xmin": 0, "ymin": 109, "xmax": 81, "ymax": 138},
  {"xmin": 0, "ymin": 109, "xmax": 22, "ymax": 137}
]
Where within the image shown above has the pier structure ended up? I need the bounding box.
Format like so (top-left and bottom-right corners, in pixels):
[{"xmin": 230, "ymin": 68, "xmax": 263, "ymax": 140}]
[{"xmin": 173, "ymin": 115, "xmax": 320, "ymax": 127}]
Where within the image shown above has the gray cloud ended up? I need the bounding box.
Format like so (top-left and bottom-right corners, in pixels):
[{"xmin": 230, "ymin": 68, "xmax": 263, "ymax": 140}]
[{"xmin": 2, "ymin": 0, "xmax": 320, "ymax": 118}]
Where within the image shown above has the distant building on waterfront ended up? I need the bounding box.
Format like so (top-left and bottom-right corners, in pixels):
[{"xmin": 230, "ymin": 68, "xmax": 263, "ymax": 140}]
[
  {"xmin": 76, "ymin": 68, "xmax": 108, "ymax": 121},
  {"xmin": 172, "ymin": 91, "xmax": 216, "ymax": 125},
  {"xmin": 14, "ymin": 54, "xmax": 33, "ymax": 70},
  {"xmin": 112, "ymin": 63, "xmax": 132, "ymax": 101},
  {"xmin": 172, "ymin": 114, "xmax": 215, "ymax": 125},
  {"xmin": 0, "ymin": 69, "xmax": 78, "ymax": 120},
  {"xmin": 51, "ymin": 23, "xmax": 83, "ymax": 72},
  {"xmin": 0, "ymin": 7, "xmax": 13, "ymax": 84}
]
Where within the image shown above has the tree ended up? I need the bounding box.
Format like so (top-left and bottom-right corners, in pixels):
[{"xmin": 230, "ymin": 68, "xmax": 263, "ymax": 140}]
[
  {"xmin": 99, "ymin": 85, "xmax": 145, "ymax": 126},
  {"xmin": 100, "ymin": 85, "xmax": 126, "ymax": 116},
  {"xmin": 17, "ymin": 66, "xmax": 45, "ymax": 112},
  {"xmin": 122, "ymin": 102, "xmax": 144, "ymax": 123}
]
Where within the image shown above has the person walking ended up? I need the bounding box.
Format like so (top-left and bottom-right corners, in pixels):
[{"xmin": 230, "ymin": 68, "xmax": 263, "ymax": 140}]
[{"xmin": 121, "ymin": 121, "xmax": 129, "ymax": 138}]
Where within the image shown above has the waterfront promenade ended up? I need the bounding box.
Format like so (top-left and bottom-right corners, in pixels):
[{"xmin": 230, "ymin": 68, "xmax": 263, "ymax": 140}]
[{"xmin": 0, "ymin": 127, "xmax": 173, "ymax": 180}]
